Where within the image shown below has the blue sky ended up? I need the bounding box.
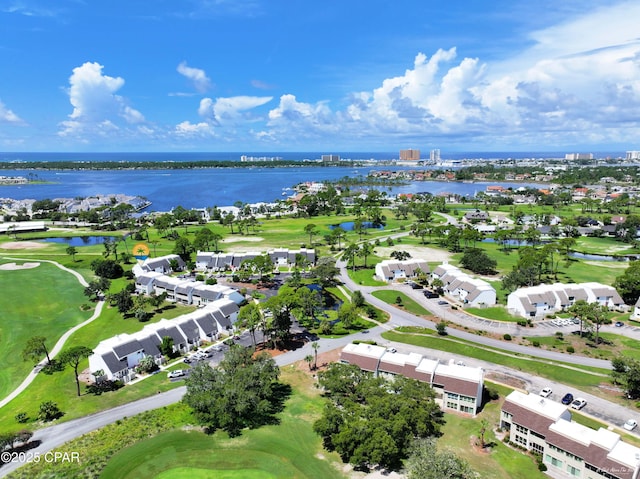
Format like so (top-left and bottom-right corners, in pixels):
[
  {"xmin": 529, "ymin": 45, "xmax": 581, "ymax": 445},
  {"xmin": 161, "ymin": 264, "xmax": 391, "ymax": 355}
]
[{"xmin": 1, "ymin": 0, "xmax": 640, "ymax": 153}]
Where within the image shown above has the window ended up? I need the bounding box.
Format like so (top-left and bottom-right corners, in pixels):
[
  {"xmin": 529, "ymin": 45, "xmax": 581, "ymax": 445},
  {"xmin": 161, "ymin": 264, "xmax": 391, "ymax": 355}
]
[
  {"xmin": 447, "ymin": 392, "xmax": 459, "ymax": 401},
  {"xmin": 515, "ymin": 424, "xmax": 528, "ymax": 434},
  {"xmin": 545, "ymin": 455, "xmax": 562, "ymax": 468},
  {"xmin": 531, "ymin": 443, "xmax": 544, "ymax": 454},
  {"xmin": 460, "ymin": 405, "xmax": 474, "ymax": 414},
  {"xmin": 514, "ymin": 435, "xmax": 527, "ymax": 446},
  {"xmin": 566, "ymin": 464, "xmax": 580, "ymax": 477},
  {"xmin": 446, "ymin": 401, "xmax": 458, "ymax": 409}
]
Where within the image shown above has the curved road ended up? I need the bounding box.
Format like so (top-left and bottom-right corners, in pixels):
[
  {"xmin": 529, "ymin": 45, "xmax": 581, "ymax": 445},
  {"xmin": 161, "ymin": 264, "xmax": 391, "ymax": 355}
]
[{"xmin": 2, "ymin": 246, "xmax": 637, "ymax": 477}]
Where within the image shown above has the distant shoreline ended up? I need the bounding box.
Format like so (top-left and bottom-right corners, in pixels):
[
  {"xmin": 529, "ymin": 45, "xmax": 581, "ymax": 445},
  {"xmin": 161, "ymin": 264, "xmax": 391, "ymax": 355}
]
[{"xmin": 0, "ymin": 160, "xmax": 361, "ymax": 171}]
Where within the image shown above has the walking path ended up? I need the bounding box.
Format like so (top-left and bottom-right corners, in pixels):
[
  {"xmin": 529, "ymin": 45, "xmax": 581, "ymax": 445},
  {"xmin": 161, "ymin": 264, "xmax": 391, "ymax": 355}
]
[{"xmin": 0, "ymin": 257, "xmax": 105, "ymax": 409}]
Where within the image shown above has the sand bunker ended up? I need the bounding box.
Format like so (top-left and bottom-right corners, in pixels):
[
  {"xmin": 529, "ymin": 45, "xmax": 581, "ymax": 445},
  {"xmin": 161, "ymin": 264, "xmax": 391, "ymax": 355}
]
[
  {"xmin": 1, "ymin": 241, "xmax": 48, "ymax": 250},
  {"xmin": 375, "ymin": 244, "xmax": 452, "ymax": 263},
  {"xmin": 221, "ymin": 236, "xmax": 264, "ymax": 243},
  {"xmin": 0, "ymin": 262, "xmax": 40, "ymax": 270}
]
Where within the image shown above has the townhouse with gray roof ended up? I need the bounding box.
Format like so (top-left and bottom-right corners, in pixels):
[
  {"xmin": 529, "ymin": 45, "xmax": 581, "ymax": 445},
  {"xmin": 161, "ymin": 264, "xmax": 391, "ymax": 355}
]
[
  {"xmin": 195, "ymin": 248, "xmax": 316, "ymax": 272},
  {"xmin": 431, "ymin": 263, "xmax": 496, "ymax": 306},
  {"xmin": 88, "ymin": 298, "xmax": 239, "ymax": 383},
  {"xmin": 374, "ymin": 258, "xmax": 429, "ymax": 282},
  {"xmin": 507, "ymin": 282, "xmax": 625, "ymax": 318}
]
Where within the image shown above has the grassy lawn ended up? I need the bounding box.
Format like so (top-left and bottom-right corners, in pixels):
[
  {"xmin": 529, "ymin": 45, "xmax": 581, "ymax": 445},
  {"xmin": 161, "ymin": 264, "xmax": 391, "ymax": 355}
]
[
  {"xmin": 525, "ymin": 331, "xmax": 640, "ymax": 362},
  {"xmin": 0, "ymin": 260, "xmax": 93, "ymax": 400},
  {"xmin": 346, "ymin": 266, "xmax": 387, "ymax": 286},
  {"xmin": 371, "ymin": 289, "xmax": 433, "ymax": 316},
  {"xmin": 466, "ymin": 306, "xmax": 520, "ymax": 322},
  {"xmin": 382, "ymin": 330, "xmax": 609, "ymax": 392},
  {"xmin": 8, "ymin": 368, "xmax": 346, "ymax": 479}
]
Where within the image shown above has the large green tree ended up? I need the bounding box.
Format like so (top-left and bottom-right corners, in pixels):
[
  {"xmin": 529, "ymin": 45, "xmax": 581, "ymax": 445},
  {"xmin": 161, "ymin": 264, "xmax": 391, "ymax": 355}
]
[
  {"xmin": 59, "ymin": 346, "xmax": 93, "ymax": 396},
  {"xmin": 314, "ymin": 363, "xmax": 443, "ymax": 470},
  {"xmin": 614, "ymin": 261, "xmax": 640, "ymax": 305},
  {"xmin": 405, "ymin": 438, "xmax": 477, "ymax": 479},
  {"xmin": 183, "ymin": 346, "xmax": 283, "ymax": 437},
  {"xmin": 460, "ymin": 248, "xmax": 497, "ymax": 275},
  {"xmin": 22, "ymin": 336, "xmax": 52, "ymax": 365}
]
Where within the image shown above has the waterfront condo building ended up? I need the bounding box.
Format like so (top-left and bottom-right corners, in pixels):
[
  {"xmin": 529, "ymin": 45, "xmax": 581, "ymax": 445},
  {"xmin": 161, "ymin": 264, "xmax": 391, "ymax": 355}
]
[{"xmin": 399, "ymin": 149, "xmax": 420, "ymax": 161}]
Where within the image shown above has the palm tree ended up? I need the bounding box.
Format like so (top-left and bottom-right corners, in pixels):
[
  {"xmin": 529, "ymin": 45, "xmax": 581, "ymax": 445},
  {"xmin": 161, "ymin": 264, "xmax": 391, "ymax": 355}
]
[
  {"xmin": 304, "ymin": 354, "xmax": 314, "ymax": 371},
  {"xmin": 66, "ymin": 246, "xmax": 77, "ymax": 262},
  {"xmin": 312, "ymin": 341, "xmax": 320, "ymax": 370}
]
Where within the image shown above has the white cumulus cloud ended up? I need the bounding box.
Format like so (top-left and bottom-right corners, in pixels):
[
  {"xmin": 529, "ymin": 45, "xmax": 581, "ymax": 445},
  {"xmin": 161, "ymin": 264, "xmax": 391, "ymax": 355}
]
[
  {"xmin": 58, "ymin": 62, "xmax": 145, "ymax": 138},
  {"xmin": 177, "ymin": 61, "xmax": 212, "ymax": 93},
  {"xmin": 174, "ymin": 121, "xmax": 215, "ymax": 137}
]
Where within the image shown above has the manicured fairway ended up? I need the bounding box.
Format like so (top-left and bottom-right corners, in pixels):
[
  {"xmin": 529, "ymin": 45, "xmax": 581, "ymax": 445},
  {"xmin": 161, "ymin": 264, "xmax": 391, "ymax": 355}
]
[
  {"xmin": 0, "ymin": 260, "xmax": 92, "ymax": 399},
  {"xmin": 101, "ymin": 432, "xmax": 304, "ymax": 479}
]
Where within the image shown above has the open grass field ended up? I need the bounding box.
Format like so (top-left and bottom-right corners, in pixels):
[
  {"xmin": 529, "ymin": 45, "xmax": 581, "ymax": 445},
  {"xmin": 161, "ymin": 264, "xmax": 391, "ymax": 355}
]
[
  {"xmin": 91, "ymin": 368, "xmax": 345, "ymax": 479},
  {"xmin": 0, "ymin": 259, "xmax": 92, "ymax": 400}
]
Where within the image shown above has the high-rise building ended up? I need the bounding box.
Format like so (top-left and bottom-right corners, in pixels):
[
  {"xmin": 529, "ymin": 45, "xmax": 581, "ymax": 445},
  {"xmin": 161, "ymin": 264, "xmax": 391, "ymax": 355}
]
[
  {"xmin": 321, "ymin": 154, "xmax": 340, "ymax": 163},
  {"xmin": 430, "ymin": 149, "xmax": 441, "ymax": 161},
  {"xmin": 626, "ymin": 151, "xmax": 640, "ymax": 160},
  {"xmin": 399, "ymin": 149, "xmax": 420, "ymax": 161},
  {"xmin": 564, "ymin": 153, "xmax": 594, "ymax": 160}
]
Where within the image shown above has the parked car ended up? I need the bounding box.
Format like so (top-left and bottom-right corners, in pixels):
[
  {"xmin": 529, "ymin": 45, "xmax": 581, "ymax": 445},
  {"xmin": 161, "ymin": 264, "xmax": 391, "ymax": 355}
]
[
  {"xmin": 183, "ymin": 356, "xmax": 193, "ymax": 364},
  {"xmin": 571, "ymin": 398, "xmax": 587, "ymax": 410},
  {"xmin": 437, "ymin": 300, "xmax": 449, "ymax": 305},
  {"xmin": 167, "ymin": 369, "xmax": 186, "ymax": 379},
  {"xmin": 615, "ymin": 321, "xmax": 624, "ymax": 327},
  {"xmin": 386, "ymin": 348, "xmax": 397, "ymax": 353},
  {"xmin": 561, "ymin": 393, "xmax": 574, "ymax": 405},
  {"xmin": 623, "ymin": 419, "xmax": 637, "ymax": 431},
  {"xmin": 423, "ymin": 290, "xmax": 439, "ymax": 299},
  {"xmin": 539, "ymin": 387, "xmax": 553, "ymax": 398}
]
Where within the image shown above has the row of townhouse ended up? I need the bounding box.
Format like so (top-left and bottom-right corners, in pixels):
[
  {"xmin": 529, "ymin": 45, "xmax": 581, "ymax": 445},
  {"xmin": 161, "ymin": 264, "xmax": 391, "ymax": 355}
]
[
  {"xmin": 431, "ymin": 263, "xmax": 497, "ymax": 307},
  {"xmin": 506, "ymin": 282, "xmax": 625, "ymax": 319},
  {"xmin": 133, "ymin": 254, "xmax": 186, "ymax": 276},
  {"xmin": 88, "ymin": 298, "xmax": 239, "ymax": 383},
  {"xmin": 195, "ymin": 248, "xmax": 316, "ymax": 272},
  {"xmin": 135, "ymin": 271, "xmax": 245, "ymax": 306},
  {"xmin": 501, "ymin": 391, "xmax": 640, "ymax": 479},
  {"xmin": 374, "ymin": 258, "xmax": 430, "ymax": 282},
  {"xmin": 340, "ymin": 343, "xmax": 484, "ymax": 415}
]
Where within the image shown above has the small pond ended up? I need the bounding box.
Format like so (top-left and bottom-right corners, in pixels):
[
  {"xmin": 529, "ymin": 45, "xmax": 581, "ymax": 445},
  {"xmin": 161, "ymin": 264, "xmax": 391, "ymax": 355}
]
[
  {"xmin": 40, "ymin": 236, "xmax": 118, "ymax": 247},
  {"xmin": 329, "ymin": 221, "xmax": 385, "ymax": 231}
]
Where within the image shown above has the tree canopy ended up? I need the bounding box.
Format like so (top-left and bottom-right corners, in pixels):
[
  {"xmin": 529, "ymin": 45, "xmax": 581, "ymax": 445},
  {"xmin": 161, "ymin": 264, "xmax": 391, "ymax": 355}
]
[
  {"xmin": 183, "ymin": 346, "xmax": 285, "ymax": 437},
  {"xmin": 313, "ymin": 362, "xmax": 443, "ymax": 470}
]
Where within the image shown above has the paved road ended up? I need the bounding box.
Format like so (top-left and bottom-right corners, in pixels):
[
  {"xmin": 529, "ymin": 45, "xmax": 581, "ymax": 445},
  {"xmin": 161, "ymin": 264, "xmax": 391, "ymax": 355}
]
[{"xmin": 2, "ymin": 251, "xmax": 638, "ymax": 477}]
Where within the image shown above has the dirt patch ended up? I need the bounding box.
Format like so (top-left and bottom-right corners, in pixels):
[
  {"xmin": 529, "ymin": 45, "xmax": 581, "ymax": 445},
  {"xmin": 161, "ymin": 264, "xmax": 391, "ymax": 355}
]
[
  {"xmin": 1, "ymin": 241, "xmax": 48, "ymax": 250},
  {"xmin": 375, "ymin": 244, "xmax": 452, "ymax": 263},
  {"xmin": 485, "ymin": 372, "xmax": 528, "ymax": 390},
  {"xmin": 0, "ymin": 261, "xmax": 40, "ymax": 270}
]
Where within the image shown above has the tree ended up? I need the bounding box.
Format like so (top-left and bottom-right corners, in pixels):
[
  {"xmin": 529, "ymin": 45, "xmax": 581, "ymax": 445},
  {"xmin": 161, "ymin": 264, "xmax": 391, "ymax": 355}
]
[
  {"xmin": 314, "ymin": 256, "xmax": 339, "ymax": 287},
  {"xmin": 159, "ymin": 336, "xmax": 174, "ymax": 357},
  {"xmin": 304, "ymin": 223, "xmax": 318, "ymax": 246},
  {"xmin": 110, "ymin": 289, "xmax": 134, "ymax": 315},
  {"xmin": 314, "ymin": 363, "xmax": 443, "ymax": 470},
  {"xmin": 390, "ymin": 250, "xmax": 411, "ymax": 261},
  {"xmin": 460, "ymin": 248, "xmax": 497, "ymax": 275},
  {"xmin": 84, "ymin": 277, "xmax": 111, "ymax": 301},
  {"xmin": 183, "ymin": 346, "xmax": 283, "ymax": 437},
  {"xmin": 351, "ymin": 290, "xmax": 365, "ymax": 309},
  {"xmin": 337, "ymin": 303, "xmax": 359, "ymax": 329},
  {"xmin": 304, "ymin": 354, "xmax": 314, "ymax": 371},
  {"xmin": 312, "ymin": 341, "xmax": 320, "ymax": 370},
  {"xmin": 436, "ymin": 321, "xmax": 447, "ymax": 336},
  {"xmin": 609, "ymin": 358, "xmax": 640, "ymax": 399},
  {"xmin": 237, "ymin": 301, "xmax": 262, "ymax": 348},
  {"xmin": 358, "ymin": 242, "xmax": 375, "ymax": 268},
  {"xmin": 614, "ymin": 261, "xmax": 640, "ymax": 305},
  {"xmin": 38, "ymin": 401, "xmax": 63, "ymax": 422},
  {"xmin": 405, "ymin": 438, "xmax": 477, "ymax": 479},
  {"xmin": 343, "ymin": 243, "xmax": 360, "ymax": 271},
  {"xmin": 66, "ymin": 246, "xmax": 78, "ymax": 262},
  {"xmin": 90, "ymin": 259, "xmax": 123, "ymax": 279},
  {"xmin": 58, "ymin": 346, "xmax": 93, "ymax": 396},
  {"xmin": 173, "ymin": 235, "xmax": 194, "ymax": 262},
  {"xmin": 22, "ymin": 336, "xmax": 52, "ymax": 365}
]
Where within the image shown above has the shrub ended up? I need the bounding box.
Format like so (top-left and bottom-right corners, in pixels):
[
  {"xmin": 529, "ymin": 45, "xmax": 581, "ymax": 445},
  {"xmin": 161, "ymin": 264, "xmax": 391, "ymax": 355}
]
[
  {"xmin": 532, "ymin": 340, "xmax": 540, "ymax": 347},
  {"xmin": 567, "ymin": 346, "xmax": 575, "ymax": 353},
  {"xmin": 436, "ymin": 321, "xmax": 447, "ymax": 336},
  {"xmin": 38, "ymin": 401, "xmax": 63, "ymax": 422},
  {"xmin": 503, "ymin": 333, "xmax": 512, "ymax": 341},
  {"xmin": 537, "ymin": 462, "xmax": 547, "ymax": 472},
  {"xmin": 15, "ymin": 412, "xmax": 28, "ymax": 423}
]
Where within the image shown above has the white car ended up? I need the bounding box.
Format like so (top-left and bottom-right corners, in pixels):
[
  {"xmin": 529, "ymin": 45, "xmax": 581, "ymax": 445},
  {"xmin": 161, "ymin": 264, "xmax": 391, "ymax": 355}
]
[
  {"xmin": 623, "ymin": 419, "xmax": 638, "ymax": 431},
  {"xmin": 539, "ymin": 387, "xmax": 553, "ymax": 398},
  {"xmin": 167, "ymin": 369, "xmax": 186, "ymax": 379},
  {"xmin": 571, "ymin": 398, "xmax": 587, "ymax": 410}
]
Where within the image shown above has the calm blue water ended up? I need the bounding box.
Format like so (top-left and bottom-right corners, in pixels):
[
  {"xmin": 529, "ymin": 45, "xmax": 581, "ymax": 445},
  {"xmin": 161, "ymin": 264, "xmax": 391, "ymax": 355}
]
[
  {"xmin": 0, "ymin": 152, "xmax": 550, "ymax": 211},
  {"xmin": 40, "ymin": 236, "xmax": 117, "ymax": 246}
]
